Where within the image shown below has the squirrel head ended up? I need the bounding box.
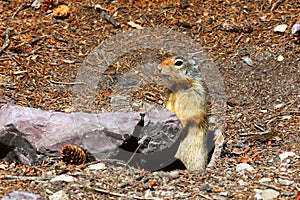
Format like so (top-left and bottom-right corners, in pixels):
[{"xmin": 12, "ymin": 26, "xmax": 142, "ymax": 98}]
[{"xmin": 158, "ymin": 55, "xmax": 203, "ymax": 89}]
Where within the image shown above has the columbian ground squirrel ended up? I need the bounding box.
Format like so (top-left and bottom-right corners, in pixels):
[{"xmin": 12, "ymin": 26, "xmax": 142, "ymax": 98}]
[{"xmin": 158, "ymin": 55, "xmax": 208, "ymax": 170}]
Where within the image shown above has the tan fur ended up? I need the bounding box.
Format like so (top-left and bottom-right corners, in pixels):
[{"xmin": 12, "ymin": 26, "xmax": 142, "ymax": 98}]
[{"xmin": 159, "ymin": 56, "xmax": 208, "ymax": 170}]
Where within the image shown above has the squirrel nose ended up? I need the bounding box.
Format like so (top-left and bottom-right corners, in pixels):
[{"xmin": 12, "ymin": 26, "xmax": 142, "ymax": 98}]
[
  {"xmin": 158, "ymin": 62, "xmax": 167, "ymax": 70},
  {"xmin": 158, "ymin": 64, "xmax": 163, "ymax": 71},
  {"xmin": 160, "ymin": 58, "xmax": 173, "ymax": 66},
  {"xmin": 158, "ymin": 58, "xmax": 173, "ymax": 73}
]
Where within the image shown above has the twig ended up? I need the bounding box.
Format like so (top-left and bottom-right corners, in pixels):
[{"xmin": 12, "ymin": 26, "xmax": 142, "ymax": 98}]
[
  {"xmin": 125, "ymin": 143, "xmax": 143, "ymax": 166},
  {"xmin": 49, "ymin": 79, "xmax": 86, "ymax": 85},
  {"xmin": 53, "ymin": 31, "xmax": 68, "ymax": 43},
  {"xmin": 5, "ymin": 53, "xmax": 21, "ymax": 65},
  {"xmin": 8, "ymin": 52, "xmax": 29, "ymax": 57},
  {"xmin": 196, "ymin": 193, "xmax": 213, "ymax": 200},
  {"xmin": 46, "ymin": 45, "xmax": 75, "ymax": 49},
  {"xmin": 12, "ymin": 3, "xmax": 25, "ymax": 18},
  {"xmin": 254, "ymin": 124, "xmax": 266, "ymax": 132},
  {"xmin": 271, "ymin": 0, "xmax": 285, "ymax": 11},
  {"xmin": 257, "ymin": 182, "xmax": 282, "ymax": 191},
  {"xmin": 12, "ymin": 3, "xmax": 31, "ymax": 18},
  {"xmin": 235, "ymin": 33, "xmax": 244, "ymax": 45},
  {"xmin": 97, "ymin": 158, "xmax": 128, "ymax": 166},
  {"xmin": 238, "ymin": 129, "xmax": 274, "ymax": 137},
  {"xmin": 119, "ymin": 174, "xmax": 146, "ymax": 188},
  {"xmin": 0, "ymin": 82, "xmax": 16, "ymax": 87},
  {"xmin": 30, "ymin": 35, "xmax": 47, "ymax": 45},
  {"xmin": 101, "ymin": 12, "xmax": 121, "ymax": 28},
  {"xmin": 296, "ymin": 183, "xmax": 300, "ymax": 191},
  {"xmin": 0, "ymin": 175, "xmax": 52, "ymax": 181},
  {"xmin": 13, "ymin": 70, "xmax": 27, "ymax": 75},
  {"xmin": 94, "ymin": 4, "xmax": 111, "ymax": 12},
  {"xmin": 86, "ymin": 185, "xmax": 126, "ymax": 197},
  {"xmin": 86, "ymin": 185, "xmax": 161, "ymax": 200},
  {"xmin": 0, "ymin": 28, "xmax": 14, "ymax": 56}
]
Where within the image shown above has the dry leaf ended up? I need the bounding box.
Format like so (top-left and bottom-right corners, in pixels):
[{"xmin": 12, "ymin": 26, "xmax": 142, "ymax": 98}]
[
  {"xmin": 277, "ymin": 55, "xmax": 284, "ymax": 62},
  {"xmin": 53, "ymin": 5, "xmax": 70, "ymax": 19},
  {"xmin": 128, "ymin": 21, "xmax": 144, "ymax": 29},
  {"xmin": 212, "ymin": 188, "xmax": 222, "ymax": 193},
  {"xmin": 296, "ymin": 191, "xmax": 300, "ymax": 200},
  {"xmin": 240, "ymin": 156, "xmax": 250, "ymax": 163},
  {"xmin": 149, "ymin": 179, "xmax": 158, "ymax": 188},
  {"xmin": 243, "ymin": 146, "xmax": 251, "ymax": 153}
]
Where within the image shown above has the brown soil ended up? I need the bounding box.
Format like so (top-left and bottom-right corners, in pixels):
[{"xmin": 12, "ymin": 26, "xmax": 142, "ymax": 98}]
[{"xmin": 0, "ymin": 0, "xmax": 299, "ymax": 199}]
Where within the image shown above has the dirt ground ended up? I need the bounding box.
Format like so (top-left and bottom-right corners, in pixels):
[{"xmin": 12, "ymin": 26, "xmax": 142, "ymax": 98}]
[{"xmin": 0, "ymin": 0, "xmax": 299, "ymax": 199}]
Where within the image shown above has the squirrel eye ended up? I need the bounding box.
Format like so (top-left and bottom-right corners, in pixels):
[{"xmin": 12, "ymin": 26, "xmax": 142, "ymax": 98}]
[{"xmin": 174, "ymin": 59, "xmax": 184, "ymax": 67}]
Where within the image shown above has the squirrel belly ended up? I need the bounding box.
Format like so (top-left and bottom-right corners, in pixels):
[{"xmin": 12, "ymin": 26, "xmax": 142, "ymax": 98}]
[{"xmin": 166, "ymin": 87, "xmax": 208, "ymax": 170}]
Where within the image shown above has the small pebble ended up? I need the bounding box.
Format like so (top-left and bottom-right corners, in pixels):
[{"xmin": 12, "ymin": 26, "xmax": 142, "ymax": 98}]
[
  {"xmin": 291, "ymin": 23, "xmax": 300, "ymax": 35},
  {"xmin": 238, "ymin": 179, "xmax": 249, "ymax": 186},
  {"xmin": 243, "ymin": 56, "xmax": 254, "ymax": 67},
  {"xmin": 86, "ymin": 163, "xmax": 106, "ymax": 171},
  {"xmin": 254, "ymin": 193, "xmax": 262, "ymax": 200},
  {"xmin": 49, "ymin": 190, "xmax": 69, "ymax": 200},
  {"xmin": 274, "ymin": 103, "xmax": 284, "ymax": 109},
  {"xmin": 282, "ymin": 115, "xmax": 291, "ymax": 120},
  {"xmin": 278, "ymin": 178, "xmax": 294, "ymax": 186},
  {"xmin": 219, "ymin": 191, "xmax": 228, "ymax": 196},
  {"xmin": 144, "ymin": 189, "xmax": 152, "ymax": 198},
  {"xmin": 31, "ymin": 0, "xmax": 41, "ymax": 9},
  {"xmin": 261, "ymin": 189, "xmax": 280, "ymax": 200},
  {"xmin": 279, "ymin": 167, "xmax": 287, "ymax": 172},
  {"xmin": 167, "ymin": 171, "xmax": 180, "ymax": 179},
  {"xmin": 274, "ymin": 24, "xmax": 287, "ymax": 33},
  {"xmin": 259, "ymin": 177, "xmax": 272, "ymax": 183},
  {"xmin": 277, "ymin": 55, "xmax": 284, "ymax": 62},
  {"xmin": 0, "ymin": 164, "xmax": 7, "ymax": 170},
  {"xmin": 50, "ymin": 174, "xmax": 78, "ymax": 183},
  {"xmin": 279, "ymin": 151, "xmax": 296, "ymax": 162},
  {"xmin": 236, "ymin": 163, "xmax": 255, "ymax": 172}
]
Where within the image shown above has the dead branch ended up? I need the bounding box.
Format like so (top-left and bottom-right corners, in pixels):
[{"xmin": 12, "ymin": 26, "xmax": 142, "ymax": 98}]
[
  {"xmin": 86, "ymin": 185, "xmax": 161, "ymax": 200},
  {"xmin": 0, "ymin": 28, "xmax": 14, "ymax": 56},
  {"xmin": 49, "ymin": 79, "xmax": 86, "ymax": 85},
  {"xmin": 101, "ymin": 12, "xmax": 121, "ymax": 28},
  {"xmin": 53, "ymin": 31, "xmax": 68, "ymax": 43},
  {"xmin": 271, "ymin": 0, "xmax": 285, "ymax": 11}
]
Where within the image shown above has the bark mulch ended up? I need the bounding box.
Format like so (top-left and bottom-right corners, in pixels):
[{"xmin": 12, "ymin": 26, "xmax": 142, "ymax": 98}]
[{"xmin": 0, "ymin": 0, "xmax": 299, "ymax": 199}]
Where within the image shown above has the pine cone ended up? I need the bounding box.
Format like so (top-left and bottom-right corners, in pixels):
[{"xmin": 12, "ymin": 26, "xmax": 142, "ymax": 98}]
[{"xmin": 61, "ymin": 144, "xmax": 86, "ymax": 165}]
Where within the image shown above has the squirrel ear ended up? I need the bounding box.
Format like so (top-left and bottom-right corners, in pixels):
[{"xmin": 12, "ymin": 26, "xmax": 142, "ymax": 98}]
[
  {"xmin": 190, "ymin": 56, "xmax": 200, "ymax": 69},
  {"xmin": 190, "ymin": 56, "xmax": 199, "ymax": 63},
  {"xmin": 191, "ymin": 55, "xmax": 198, "ymax": 60}
]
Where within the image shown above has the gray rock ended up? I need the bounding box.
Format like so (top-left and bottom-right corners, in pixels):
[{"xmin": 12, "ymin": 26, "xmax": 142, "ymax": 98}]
[
  {"xmin": 2, "ymin": 191, "xmax": 42, "ymax": 200},
  {"xmin": 0, "ymin": 103, "xmax": 223, "ymax": 171},
  {"xmin": 0, "ymin": 104, "xmax": 182, "ymax": 170}
]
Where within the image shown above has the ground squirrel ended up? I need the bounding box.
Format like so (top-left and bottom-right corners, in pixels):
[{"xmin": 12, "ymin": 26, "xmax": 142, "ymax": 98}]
[{"xmin": 158, "ymin": 55, "xmax": 208, "ymax": 170}]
